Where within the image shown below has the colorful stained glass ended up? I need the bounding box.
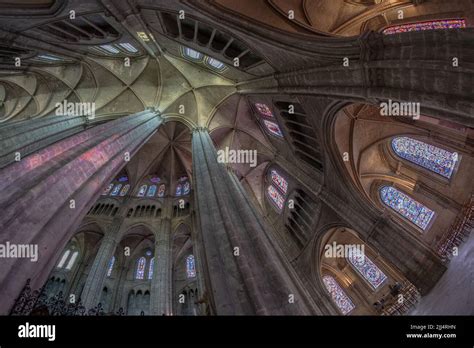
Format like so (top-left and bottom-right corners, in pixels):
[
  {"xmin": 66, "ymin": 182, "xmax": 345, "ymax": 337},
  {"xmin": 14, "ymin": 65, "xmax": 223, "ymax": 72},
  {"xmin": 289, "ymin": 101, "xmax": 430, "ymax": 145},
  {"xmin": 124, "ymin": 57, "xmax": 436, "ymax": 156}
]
[
  {"xmin": 107, "ymin": 256, "xmax": 115, "ymax": 277},
  {"xmin": 137, "ymin": 185, "xmax": 147, "ymax": 197},
  {"xmin": 383, "ymin": 19, "xmax": 466, "ymax": 35},
  {"xmin": 183, "ymin": 181, "xmax": 190, "ymax": 195},
  {"xmin": 322, "ymin": 275, "xmax": 355, "ymax": 315},
  {"xmin": 380, "ymin": 186, "xmax": 435, "ymax": 230},
  {"xmin": 178, "ymin": 176, "xmax": 188, "ymax": 182},
  {"xmin": 150, "ymin": 176, "xmax": 160, "ymax": 183},
  {"xmin": 267, "ymin": 185, "xmax": 285, "ymax": 210},
  {"xmin": 271, "ymin": 169, "xmax": 288, "ymax": 194},
  {"xmin": 392, "ymin": 137, "xmax": 459, "ymax": 179},
  {"xmin": 148, "ymin": 257, "xmax": 154, "ymax": 280},
  {"xmin": 263, "ymin": 119, "xmax": 283, "ymax": 137},
  {"xmin": 347, "ymin": 246, "xmax": 387, "ymax": 289},
  {"xmin": 147, "ymin": 185, "xmax": 157, "ymax": 197},
  {"xmin": 111, "ymin": 184, "xmax": 122, "ymax": 196},
  {"xmin": 136, "ymin": 257, "xmax": 146, "ymax": 280},
  {"xmin": 186, "ymin": 255, "xmax": 196, "ymax": 278},
  {"xmin": 255, "ymin": 103, "xmax": 274, "ymax": 118},
  {"xmin": 102, "ymin": 183, "xmax": 114, "ymax": 195},
  {"xmin": 118, "ymin": 175, "xmax": 128, "ymax": 182},
  {"xmin": 158, "ymin": 184, "xmax": 166, "ymax": 198},
  {"xmin": 119, "ymin": 184, "xmax": 130, "ymax": 197},
  {"xmin": 176, "ymin": 184, "xmax": 182, "ymax": 196}
]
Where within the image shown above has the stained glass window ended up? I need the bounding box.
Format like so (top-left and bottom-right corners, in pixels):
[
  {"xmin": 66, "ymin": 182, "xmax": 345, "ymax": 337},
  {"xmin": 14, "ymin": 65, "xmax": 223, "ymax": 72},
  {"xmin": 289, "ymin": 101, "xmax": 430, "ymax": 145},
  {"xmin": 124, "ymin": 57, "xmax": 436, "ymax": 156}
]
[
  {"xmin": 183, "ymin": 181, "xmax": 190, "ymax": 195},
  {"xmin": 137, "ymin": 185, "xmax": 147, "ymax": 197},
  {"xmin": 136, "ymin": 257, "xmax": 146, "ymax": 280},
  {"xmin": 57, "ymin": 250, "xmax": 70, "ymax": 268},
  {"xmin": 271, "ymin": 169, "xmax": 288, "ymax": 194},
  {"xmin": 263, "ymin": 119, "xmax": 283, "ymax": 137},
  {"xmin": 102, "ymin": 183, "xmax": 114, "ymax": 195},
  {"xmin": 267, "ymin": 185, "xmax": 285, "ymax": 210},
  {"xmin": 391, "ymin": 137, "xmax": 459, "ymax": 179},
  {"xmin": 383, "ymin": 19, "xmax": 466, "ymax": 35},
  {"xmin": 150, "ymin": 176, "xmax": 160, "ymax": 184},
  {"xmin": 158, "ymin": 184, "xmax": 166, "ymax": 198},
  {"xmin": 147, "ymin": 185, "xmax": 157, "ymax": 197},
  {"xmin": 119, "ymin": 184, "xmax": 130, "ymax": 197},
  {"xmin": 347, "ymin": 246, "xmax": 387, "ymax": 289},
  {"xmin": 118, "ymin": 175, "xmax": 128, "ymax": 182},
  {"xmin": 107, "ymin": 256, "xmax": 115, "ymax": 277},
  {"xmin": 178, "ymin": 176, "xmax": 188, "ymax": 182},
  {"xmin": 65, "ymin": 251, "xmax": 79, "ymax": 270},
  {"xmin": 255, "ymin": 103, "xmax": 274, "ymax": 118},
  {"xmin": 322, "ymin": 275, "xmax": 355, "ymax": 315},
  {"xmin": 148, "ymin": 257, "xmax": 154, "ymax": 280},
  {"xmin": 182, "ymin": 47, "xmax": 203, "ymax": 61},
  {"xmin": 176, "ymin": 184, "xmax": 182, "ymax": 196},
  {"xmin": 111, "ymin": 184, "xmax": 122, "ymax": 196},
  {"xmin": 380, "ymin": 186, "xmax": 435, "ymax": 230},
  {"xmin": 186, "ymin": 255, "xmax": 196, "ymax": 278}
]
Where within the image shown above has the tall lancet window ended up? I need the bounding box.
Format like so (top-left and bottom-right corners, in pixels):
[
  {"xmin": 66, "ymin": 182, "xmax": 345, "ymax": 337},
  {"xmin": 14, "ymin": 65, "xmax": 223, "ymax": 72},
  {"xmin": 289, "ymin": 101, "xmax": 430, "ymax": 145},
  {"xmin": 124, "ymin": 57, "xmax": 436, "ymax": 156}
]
[
  {"xmin": 65, "ymin": 251, "xmax": 79, "ymax": 270},
  {"xmin": 120, "ymin": 184, "xmax": 130, "ymax": 197},
  {"xmin": 148, "ymin": 257, "xmax": 154, "ymax": 280},
  {"xmin": 380, "ymin": 186, "xmax": 435, "ymax": 231},
  {"xmin": 267, "ymin": 186, "xmax": 284, "ymax": 210},
  {"xmin": 322, "ymin": 275, "xmax": 355, "ymax": 315},
  {"xmin": 147, "ymin": 185, "xmax": 157, "ymax": 197},
  {"xmin": 266, "ymin": 169, "xmax": 288, "ymax": 212},
  {"xmin": 102, "ymin": 184, "xmax": 114, "ymax": 196},
  {"xmin": 391, "ymin": 137, "xmax": 459, "ymax": 179},
  {"xmin": 107, "ymin": 256, "xmax": 115, "ymax": 277},
  {"xmin": 176, "ymin": 176, "xmax": 190, "ymax": 197},
  {"xmin": 135, "ymin": 257, "xmax": 146, "ymax": 280},
  {"xmin": 57, "ymin": 250, "xmax": 70, "ymax": 268},
  {"xmin": 347, "ymin": 246, "xmax": 387, "ymax": 290},
  {"xmin": 110, "ymin": 184, "xmax": 122, "ymax": 196},
  {"xmin": 137, "ymin": 185, "xmax": 147, "ymax": 197},
  {"xmin": 254, "ymin": 102, "xmax": 284, "ymax": 138},
  {"xmin": 186, "ymin": 255, "xmax": 196, "ymax": 278},
  {"xmin": 271, "ymin": 169, "xmax": 288, "ymax": 194},
  {"xmin": 158, "ymin": 184, "xmax": 166, "ymax": 197},
  {"xmin": 383, "ymin": 19, "xmax": 466, "ymax": 35}
]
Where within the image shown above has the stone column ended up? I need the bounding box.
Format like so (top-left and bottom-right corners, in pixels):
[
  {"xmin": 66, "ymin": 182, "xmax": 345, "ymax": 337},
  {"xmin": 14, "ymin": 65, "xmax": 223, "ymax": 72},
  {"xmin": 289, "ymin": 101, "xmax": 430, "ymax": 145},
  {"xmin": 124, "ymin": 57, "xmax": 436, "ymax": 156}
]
[
  {"xmin": 150, "ymin": 198, "xmax": 172, "ymax": 315},
  {"xmin": 192, "ymin": 128, "xmax": 317, "ymax": 315},
  {"xmin": 80, "ymin": 206, "xmax": 128, "ymax": 309},
  {"xmin": 0, "ymin": 110, "xmax": 162, "ymax": 314}
]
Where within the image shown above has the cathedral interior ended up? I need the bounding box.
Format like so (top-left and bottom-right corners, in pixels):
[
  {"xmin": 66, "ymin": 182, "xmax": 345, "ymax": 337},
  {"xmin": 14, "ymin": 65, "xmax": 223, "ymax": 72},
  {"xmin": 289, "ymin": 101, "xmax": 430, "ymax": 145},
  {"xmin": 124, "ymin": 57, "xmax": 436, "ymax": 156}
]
[{"xmin": 0, "ymin": 0, "xmax": 473, "ymax": 317}]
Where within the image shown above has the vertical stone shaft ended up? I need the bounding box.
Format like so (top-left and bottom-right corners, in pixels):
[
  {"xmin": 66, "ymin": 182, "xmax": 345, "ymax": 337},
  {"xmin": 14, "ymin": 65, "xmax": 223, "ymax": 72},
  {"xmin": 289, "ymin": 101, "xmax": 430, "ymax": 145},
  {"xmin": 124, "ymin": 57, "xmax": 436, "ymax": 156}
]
[
  {"xmin": 80, "ymin": 204, "xmax": 128, "ymax": 309},
  {"xmin": 192, "ymin": 129, "xmax": 312, "ymax": 315},
  {"xmin": 150, "ymin": 198, "xmax": 172, "ymax": 315}
]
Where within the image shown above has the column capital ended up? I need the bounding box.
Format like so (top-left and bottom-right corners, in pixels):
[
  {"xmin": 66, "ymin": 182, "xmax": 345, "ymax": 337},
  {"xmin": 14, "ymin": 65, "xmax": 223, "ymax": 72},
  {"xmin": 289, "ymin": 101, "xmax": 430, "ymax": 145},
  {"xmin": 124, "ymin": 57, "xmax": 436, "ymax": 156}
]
[{"xmin": 192, "ymin": 126, "xmax": 209, "ymax": 133}]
